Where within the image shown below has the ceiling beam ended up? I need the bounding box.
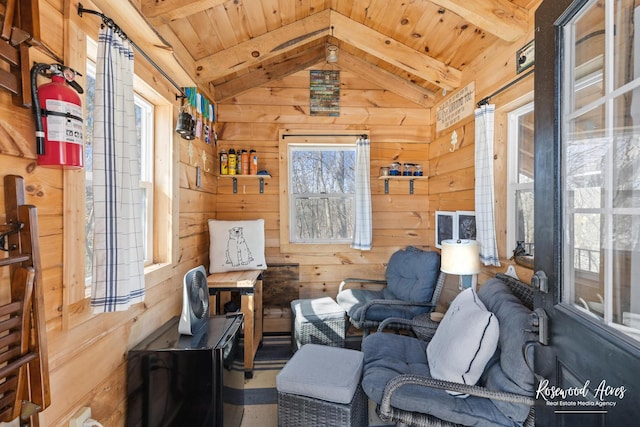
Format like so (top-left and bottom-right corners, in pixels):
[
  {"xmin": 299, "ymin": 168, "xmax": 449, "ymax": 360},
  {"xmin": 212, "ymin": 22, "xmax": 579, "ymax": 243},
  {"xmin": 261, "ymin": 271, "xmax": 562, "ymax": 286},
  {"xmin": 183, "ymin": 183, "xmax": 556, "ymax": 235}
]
[
  {"xmin": 429, "ymin": 0, "xmax": 528, "ymax": 42},
  {"xmin": 193, "ymin": 9, "xmax": 331, "ymax": 83},
  {"xmin": 330, "ymin": 11, "xmax": 461, "ymax": 91},
  {"xmin": 214, "ymin": 45, "xmax": 326, "ymax": 101},
  {"xmin": 140, "ymin": 0, "xmax": 227, "ymax": 22},
  {"xmin": 338, "ymin": 51, "xmax": 435, "ymax": 108}
]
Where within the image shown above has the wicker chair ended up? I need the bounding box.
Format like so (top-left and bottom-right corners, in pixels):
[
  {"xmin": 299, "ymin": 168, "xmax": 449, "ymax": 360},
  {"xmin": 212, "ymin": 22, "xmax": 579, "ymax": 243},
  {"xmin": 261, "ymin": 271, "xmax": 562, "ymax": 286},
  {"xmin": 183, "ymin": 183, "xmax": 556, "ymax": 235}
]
[
  {"xmin": 336, "ymin": 247, "xmax": 445, "ymax": 337},
  {"xmin": 361, "ymin": 274, "xmax": 536, "ymax": 427}
]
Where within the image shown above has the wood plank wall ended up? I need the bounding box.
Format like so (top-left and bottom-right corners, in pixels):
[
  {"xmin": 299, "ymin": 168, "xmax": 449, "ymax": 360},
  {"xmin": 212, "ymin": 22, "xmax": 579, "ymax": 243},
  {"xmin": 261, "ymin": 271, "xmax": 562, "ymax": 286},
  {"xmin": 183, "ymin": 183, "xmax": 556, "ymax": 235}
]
[
  {"xmin": 216, "ymin": 68, "xmax": 435, "ymax": 310},
  {"xmin": 0, "ymin": 1, "xmax": 210, "ymax": 425},
  {"xmin": 0, "ymin": 1, "xmax": 541, "ymax": 426}
]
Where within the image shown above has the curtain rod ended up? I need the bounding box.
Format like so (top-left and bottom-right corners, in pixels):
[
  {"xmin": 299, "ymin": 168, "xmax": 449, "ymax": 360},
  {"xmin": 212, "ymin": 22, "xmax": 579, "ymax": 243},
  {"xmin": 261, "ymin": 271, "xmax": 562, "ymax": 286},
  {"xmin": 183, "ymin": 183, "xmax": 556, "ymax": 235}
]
[
  {"xmin": 77, "ymin": 3, "xmax": 187, "ymax": 99},
  {"xmin": 476, "ymin": 68, "xmax": 535, "ymax": 108},
  {"xmin": 282, "ymin": 133, "xmax": 369, "ymax": 139}
]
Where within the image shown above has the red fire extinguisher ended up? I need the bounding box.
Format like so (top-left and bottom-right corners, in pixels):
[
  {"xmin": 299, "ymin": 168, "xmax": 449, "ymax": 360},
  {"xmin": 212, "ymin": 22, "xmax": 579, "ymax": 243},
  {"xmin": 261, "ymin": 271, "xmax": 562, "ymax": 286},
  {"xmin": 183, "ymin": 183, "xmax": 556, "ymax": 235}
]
[{"xmin": 30, "ymin": 63, "xmax": 84, "ymax": 168}]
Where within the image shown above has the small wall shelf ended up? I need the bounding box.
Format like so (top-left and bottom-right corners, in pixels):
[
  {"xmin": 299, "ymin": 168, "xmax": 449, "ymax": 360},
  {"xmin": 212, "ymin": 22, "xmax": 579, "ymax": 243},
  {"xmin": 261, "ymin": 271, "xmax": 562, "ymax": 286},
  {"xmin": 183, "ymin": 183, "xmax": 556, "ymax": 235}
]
[
  {"xmin": 219, "ymin": 174, "xmax": 271, "ymax": 193},
  {"xmin": 378, "ymin": 176, "xmax": 428, "ymax": 195}
]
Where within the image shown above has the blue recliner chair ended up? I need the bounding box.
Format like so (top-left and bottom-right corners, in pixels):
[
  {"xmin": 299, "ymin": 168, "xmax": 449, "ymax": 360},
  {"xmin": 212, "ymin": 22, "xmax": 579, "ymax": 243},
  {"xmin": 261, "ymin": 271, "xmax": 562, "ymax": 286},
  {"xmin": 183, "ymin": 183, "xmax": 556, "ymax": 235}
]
[{"xmin": 336, "ymin": 247, "xmax": 445, "ymax": 337}]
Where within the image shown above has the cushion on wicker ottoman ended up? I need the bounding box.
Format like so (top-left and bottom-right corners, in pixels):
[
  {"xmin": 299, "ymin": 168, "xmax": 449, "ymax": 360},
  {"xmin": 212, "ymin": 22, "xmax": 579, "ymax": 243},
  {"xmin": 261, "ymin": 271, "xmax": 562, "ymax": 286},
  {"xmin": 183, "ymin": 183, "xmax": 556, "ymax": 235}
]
[
  {"xmin": 276, "ymin": 344, "xmax": 367, "ymax": 427},
  {"xmin": 291, "ymin": 297, "xmax": 346, "ymax": 350}
]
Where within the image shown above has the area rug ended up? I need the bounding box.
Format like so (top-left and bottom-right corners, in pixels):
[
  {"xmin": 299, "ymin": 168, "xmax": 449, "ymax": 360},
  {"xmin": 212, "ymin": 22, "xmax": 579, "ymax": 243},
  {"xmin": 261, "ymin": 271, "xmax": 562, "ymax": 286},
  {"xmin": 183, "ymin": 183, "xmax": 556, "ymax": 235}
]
[{"xmin": 239, "ymin": 334, "xmax": 392, "ymax": 427}]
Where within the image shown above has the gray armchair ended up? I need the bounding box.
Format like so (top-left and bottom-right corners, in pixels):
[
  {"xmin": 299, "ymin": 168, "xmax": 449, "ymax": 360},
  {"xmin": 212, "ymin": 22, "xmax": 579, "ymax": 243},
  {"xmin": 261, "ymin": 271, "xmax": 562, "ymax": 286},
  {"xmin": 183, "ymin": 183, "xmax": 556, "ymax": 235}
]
[
  {"xmin": 361, "ymin": 274, "xmax": 536, "ymax": 427},
  {"xmin": 336, "ymin": 247, "xmax": 444, "ymax": 337}
]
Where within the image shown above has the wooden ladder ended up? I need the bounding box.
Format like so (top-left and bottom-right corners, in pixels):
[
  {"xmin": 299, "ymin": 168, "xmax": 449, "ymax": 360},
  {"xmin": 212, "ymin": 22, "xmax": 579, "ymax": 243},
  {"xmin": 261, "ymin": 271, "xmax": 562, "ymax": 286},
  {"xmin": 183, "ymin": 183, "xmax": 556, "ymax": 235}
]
[{"xmin": 0, "ymin": 175, "xmax": 50, "ymax": 425}]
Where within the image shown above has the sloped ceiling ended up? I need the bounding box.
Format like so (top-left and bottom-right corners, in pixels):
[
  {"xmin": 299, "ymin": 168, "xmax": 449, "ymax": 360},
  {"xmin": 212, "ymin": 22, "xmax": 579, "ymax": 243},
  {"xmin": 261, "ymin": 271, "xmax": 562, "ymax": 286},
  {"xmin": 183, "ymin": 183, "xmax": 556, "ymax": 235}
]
[{"xmin": 134, "ymin": 0, "xmax": 537, "ymax": 107}]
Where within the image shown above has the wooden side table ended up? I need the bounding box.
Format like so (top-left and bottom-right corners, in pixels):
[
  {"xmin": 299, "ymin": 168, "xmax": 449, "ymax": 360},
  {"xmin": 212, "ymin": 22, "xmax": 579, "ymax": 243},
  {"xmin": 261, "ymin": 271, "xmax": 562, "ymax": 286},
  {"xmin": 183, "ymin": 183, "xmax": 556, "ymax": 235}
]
[{"xmin": 207, "ymin": 270, "xmax": 263, "ymax": 378}]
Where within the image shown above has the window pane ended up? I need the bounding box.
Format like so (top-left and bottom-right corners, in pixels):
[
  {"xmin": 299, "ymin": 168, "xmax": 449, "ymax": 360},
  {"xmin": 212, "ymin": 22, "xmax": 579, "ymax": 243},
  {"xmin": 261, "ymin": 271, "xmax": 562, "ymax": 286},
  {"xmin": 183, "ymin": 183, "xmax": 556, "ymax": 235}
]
[
  {"xmin": 614, "ymin": 0, "xmax": 639, "ymax": 89},
  {"xmin": 141, "ymin": 186, "xmax": 148, "ymax": 261},
  {"xmin": 507, "ymin": 102, "xmax": 535, "ymax": 255},
  {"xmin": 517, "ymin": 110, "xmax": 534, "ymax": 184},
  {"xmin": 613, "ymin": 94, "xmax": 640, "ymax": 209},
  {"xmin": 293, "ymin": 197, "xmax": 354, "ymax": 241},
  {"xmin": 290, "ymin": 149, "xmax": 355, "ymax": 194},
  {"xmin": 515, "ymin": 189, "xmax": 534, "ymax": 254},
  {"xmin": 612, "ymin": 214, "xmax": 640, "ymax": 338},
  {"xmin": 289, "ymin": 145, "xmax": 356, "ymax": 243},
  {"xmin": 571, "ymin": 2, "xmax": 605, "ymax": 111}
]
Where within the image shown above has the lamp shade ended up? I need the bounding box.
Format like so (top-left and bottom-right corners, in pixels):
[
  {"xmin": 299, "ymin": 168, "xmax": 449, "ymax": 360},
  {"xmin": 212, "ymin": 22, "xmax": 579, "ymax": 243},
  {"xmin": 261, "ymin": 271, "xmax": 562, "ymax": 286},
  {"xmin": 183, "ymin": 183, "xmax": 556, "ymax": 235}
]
[{"xmin": 440, "ymin": 239, "xmax": 481, "ymax": 275}]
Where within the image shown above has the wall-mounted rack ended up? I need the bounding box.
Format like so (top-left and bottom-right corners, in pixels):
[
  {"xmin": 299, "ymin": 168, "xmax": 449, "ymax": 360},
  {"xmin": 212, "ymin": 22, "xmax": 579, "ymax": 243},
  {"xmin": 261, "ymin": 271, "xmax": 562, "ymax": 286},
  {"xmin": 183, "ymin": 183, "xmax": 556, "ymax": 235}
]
[
  {"xmin": 219, "ymin": 175, "xmax": 271, "ymax": 194},
  {"xmin": 378, "ymin": 176, "xmax": 428, "ymax": 195}
]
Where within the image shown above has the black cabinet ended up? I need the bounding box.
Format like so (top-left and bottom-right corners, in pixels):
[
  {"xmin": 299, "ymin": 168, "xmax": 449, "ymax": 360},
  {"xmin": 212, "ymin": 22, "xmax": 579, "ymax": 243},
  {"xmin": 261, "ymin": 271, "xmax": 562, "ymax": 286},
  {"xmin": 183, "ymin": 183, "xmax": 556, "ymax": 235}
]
[{"xmin": 126, "ymin": 314, "xmax": 244, "ymax": 427}]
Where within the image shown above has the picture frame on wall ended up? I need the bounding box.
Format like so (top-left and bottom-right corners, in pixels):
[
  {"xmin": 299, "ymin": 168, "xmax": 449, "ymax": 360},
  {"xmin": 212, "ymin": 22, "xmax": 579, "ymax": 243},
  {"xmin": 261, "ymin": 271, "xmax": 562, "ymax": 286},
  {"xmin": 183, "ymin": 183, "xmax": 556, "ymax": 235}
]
[
  {"xmin": 457, "ymin": 211, "xmax": 477, "ymax": 240},
  {"xmin": 435, "ymin": 211, "xmax": 456, "ymax": 248}
]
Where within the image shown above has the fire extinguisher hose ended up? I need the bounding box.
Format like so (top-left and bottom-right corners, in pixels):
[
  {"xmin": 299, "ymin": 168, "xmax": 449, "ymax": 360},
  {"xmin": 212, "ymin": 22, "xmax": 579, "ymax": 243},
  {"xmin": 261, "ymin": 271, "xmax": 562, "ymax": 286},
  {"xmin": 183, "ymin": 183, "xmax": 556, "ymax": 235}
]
[{"xmin": 31, "ymin": 63, "xmax": 53, "ymax": 156}]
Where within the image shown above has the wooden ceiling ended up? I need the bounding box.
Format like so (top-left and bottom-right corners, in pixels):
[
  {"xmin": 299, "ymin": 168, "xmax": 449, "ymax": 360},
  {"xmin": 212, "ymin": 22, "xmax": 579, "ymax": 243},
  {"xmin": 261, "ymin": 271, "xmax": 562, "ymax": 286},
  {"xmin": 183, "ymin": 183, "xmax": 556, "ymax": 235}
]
[{"xmin": 136, "ymin": 0, "xmax": 538, "ymax": 106}]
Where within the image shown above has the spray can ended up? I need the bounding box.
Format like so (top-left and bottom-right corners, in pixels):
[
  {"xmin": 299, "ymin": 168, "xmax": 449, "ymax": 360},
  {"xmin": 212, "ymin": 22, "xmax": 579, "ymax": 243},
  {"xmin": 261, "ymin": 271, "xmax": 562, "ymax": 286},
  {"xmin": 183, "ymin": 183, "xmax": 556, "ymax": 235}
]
[
  {"xmin": 236, "ymin": 149, "xmax": 242, "ymax": 175},
  {"xmin": 220, "ymin": 149, "xmax": 228, "ymax": 175},
  {"xmin": 250, "ymin": 149, "xmax": 258, "ymax": 175},
  {"xmin": 241, "ymin": 149, "xmax": 249, "ymax": 175},
  {"xmin": 228, "ymin": 148, "xmax": 236, "ymax": 175}
]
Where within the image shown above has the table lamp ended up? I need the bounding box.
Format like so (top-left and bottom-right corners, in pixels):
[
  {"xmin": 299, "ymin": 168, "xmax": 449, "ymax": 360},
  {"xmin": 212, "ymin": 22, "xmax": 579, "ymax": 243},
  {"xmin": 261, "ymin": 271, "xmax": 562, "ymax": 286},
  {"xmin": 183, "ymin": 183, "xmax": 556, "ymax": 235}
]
[{"xmin": 440, "ymin": 239, "xmax": 481, "ymax": 290}]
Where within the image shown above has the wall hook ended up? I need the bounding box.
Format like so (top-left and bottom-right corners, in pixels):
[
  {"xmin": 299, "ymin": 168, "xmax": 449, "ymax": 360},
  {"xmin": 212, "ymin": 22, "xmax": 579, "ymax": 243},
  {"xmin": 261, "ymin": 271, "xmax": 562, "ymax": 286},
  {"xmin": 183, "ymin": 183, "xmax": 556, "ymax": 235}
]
[
  {"xmin": 449, "ymin": 130, "xmax": 458, "ymax": 152},
  {"xmin": 201, "ymin": 150, "xmax": 211, "ymax": 173}
]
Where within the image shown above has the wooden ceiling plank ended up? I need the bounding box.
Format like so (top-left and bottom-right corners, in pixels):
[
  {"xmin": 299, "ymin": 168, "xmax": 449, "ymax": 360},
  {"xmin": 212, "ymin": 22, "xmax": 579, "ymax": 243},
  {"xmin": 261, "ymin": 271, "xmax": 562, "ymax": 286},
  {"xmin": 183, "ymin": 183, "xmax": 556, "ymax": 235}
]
[
  {"xmin": 204, "ymin": 5, "xmax": 240, "ymax": 50},
  {"xmin": 194, "ymin": 9, "xmax": 331, "ymax": 83},
  {"xmin": 330, "ymin": 11, "xmax": 461, "ymax": 91},
  {"xmin": 428, "ymin": 0, "xmax": 528, "ymax": 42},
  {"xmin": 338, "ymin": 51, "xmax": 435, "ymax": 108},
  {"xmin": 242, "ymin": 0, "xmax": 269, "ymax": 37},
  {"xmin": 279, "ymin": 0, "xmax": 297, "ymax": 26},
  {"xmin": 214, "ymin": 45, "xmax": 325, "ymax": 101},
  {"xmin": 141, "ymin": 0, "xmax": 227, "ymax": 21},
  {"xmin": 262, "ymin": 0, "xmax": 284, "ymax": 31}
]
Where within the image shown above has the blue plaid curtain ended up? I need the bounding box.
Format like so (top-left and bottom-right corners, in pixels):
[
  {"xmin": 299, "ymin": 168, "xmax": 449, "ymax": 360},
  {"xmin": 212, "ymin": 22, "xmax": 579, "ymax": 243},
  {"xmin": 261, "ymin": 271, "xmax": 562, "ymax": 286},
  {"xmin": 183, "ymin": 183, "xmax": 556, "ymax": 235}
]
[
  {"xmin": 474, "ymin": 104, "xmax": 501, "ymax": 266},
  {"xmin": 351, "ymin": 136, "xmax": 372, "ymax": 250},
  {"xmin": 91, "ymin": 26, "xmax": 145, "ymax": 312}
]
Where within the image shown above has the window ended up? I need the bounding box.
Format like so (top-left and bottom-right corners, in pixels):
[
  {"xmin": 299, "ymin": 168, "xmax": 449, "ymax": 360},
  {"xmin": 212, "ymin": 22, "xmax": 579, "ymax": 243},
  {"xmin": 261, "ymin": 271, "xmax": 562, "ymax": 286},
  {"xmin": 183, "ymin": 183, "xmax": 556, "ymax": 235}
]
[
  {"xmin": 84, "ymin": 40, "xmax": 156, "ymax": 288},
  {"xmin": 64, "ymin": 34, "xmax": 174, "ymax": 311},
  {"xmin": 507, "ymin": 102, "xmax": 535, "ymax": 256},
  {"xmin": 279, "ymin": 133, "xmax": 361, "ymax": 250},
  {"xmin": 288, "ymin": 144, "xmax": 355, "ymax": 243},
  {"xmin": 135, "ymin": 94, "xmax": 155, "ymax": 265}
]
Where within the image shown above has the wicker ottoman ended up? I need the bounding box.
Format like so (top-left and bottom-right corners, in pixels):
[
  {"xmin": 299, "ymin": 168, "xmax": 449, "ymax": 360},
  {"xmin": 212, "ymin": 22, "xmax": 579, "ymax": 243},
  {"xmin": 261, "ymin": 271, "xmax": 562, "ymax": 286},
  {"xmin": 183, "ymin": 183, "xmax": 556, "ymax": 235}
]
[
  {"xmin": 276, "ymin": 344, "xmax": 367, "ymax": 427},
  {"xmin": 290, "ymin": 297, "xmax": 346, "ymax": 351}
]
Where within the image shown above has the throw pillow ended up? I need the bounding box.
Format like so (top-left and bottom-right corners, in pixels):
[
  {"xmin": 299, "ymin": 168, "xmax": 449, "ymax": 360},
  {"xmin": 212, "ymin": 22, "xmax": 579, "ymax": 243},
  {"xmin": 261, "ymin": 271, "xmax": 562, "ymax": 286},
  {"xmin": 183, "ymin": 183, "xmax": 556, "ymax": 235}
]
[
  {"xmin": 208, "ymin": 219, "xmax": 267, "ymax": 273},
  {"xmin": 426, "ymin": 288, "xmax": 499, "ymax": 396}
]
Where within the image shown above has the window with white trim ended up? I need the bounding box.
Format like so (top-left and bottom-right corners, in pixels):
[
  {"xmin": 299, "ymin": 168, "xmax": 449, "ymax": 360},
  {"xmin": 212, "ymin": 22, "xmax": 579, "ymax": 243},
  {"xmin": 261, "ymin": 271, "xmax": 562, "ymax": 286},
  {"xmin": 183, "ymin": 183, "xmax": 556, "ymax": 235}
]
[
  {"xmin": 84, "ymin": 38, "xmax": 163, "ymax": 290},
  {"xmin": 507, "ymin": 101, "xmax": 535, "ymax": 256},
  {"xmin": 287, "ymin": 143, "xmax": 356, "ymax": 244}
]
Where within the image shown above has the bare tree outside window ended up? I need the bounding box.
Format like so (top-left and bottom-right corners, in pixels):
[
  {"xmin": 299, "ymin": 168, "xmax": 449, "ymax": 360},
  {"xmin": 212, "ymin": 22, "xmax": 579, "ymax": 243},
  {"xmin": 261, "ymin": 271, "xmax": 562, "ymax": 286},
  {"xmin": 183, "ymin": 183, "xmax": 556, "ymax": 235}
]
[{"xmin": 289, "ymin": 146, "xmax": 355, "ymax": 243}]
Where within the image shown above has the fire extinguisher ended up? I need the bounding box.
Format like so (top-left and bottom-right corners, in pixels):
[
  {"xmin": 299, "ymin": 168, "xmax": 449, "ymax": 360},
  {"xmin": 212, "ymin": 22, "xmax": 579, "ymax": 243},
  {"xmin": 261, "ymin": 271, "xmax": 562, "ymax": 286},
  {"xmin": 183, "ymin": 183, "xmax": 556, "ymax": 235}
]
[{"xmin": 30, "ymin": 63, "xmax": 84, "ymax": 168}]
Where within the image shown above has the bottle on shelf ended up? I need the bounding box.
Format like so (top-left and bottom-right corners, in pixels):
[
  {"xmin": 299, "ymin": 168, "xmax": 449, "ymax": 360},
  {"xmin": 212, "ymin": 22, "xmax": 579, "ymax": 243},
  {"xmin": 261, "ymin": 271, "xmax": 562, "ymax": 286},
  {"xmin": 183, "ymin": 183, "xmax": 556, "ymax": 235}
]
[
  {"xmin": 241, "ymin": 150, "xmax": 249, "ymax": 175},
  {"xmin": 250, "ymin": 149, "xmax": 258, "ymax": 175},
  {"xmin": 235, "ymin": 149, "xmax": 242, "ymax": 175},
  {"xmin": 220, "ymin": 149, "xmax": 228, "ymax": 175},
  {"xmin": 228, "ymin": 148, "xmax": 237, "ymax": 175}
]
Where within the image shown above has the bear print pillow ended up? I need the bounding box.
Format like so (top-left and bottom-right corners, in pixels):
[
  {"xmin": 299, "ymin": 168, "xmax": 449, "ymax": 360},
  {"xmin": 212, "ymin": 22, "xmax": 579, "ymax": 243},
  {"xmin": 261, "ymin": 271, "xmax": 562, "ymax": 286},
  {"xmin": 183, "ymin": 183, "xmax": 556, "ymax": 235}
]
[{"xmin": 208, "ymin": 219, "xmax": 267, "ymax": 273}]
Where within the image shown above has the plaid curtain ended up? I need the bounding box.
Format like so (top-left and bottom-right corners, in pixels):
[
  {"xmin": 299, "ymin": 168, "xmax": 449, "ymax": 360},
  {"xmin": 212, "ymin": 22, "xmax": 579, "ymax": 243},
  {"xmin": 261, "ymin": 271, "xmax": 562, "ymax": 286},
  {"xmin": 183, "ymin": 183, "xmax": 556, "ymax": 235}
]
[
  {"xmin": 91, "ymin": 26, "xmax": 145, "ymax": 312},
  {"xmin": 474, "ymin": 104, "xmax": 501, "ymax": 266},
  {"xmin": 351, "ymin": 136, "xmax": 372, "ymax": 250}
]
